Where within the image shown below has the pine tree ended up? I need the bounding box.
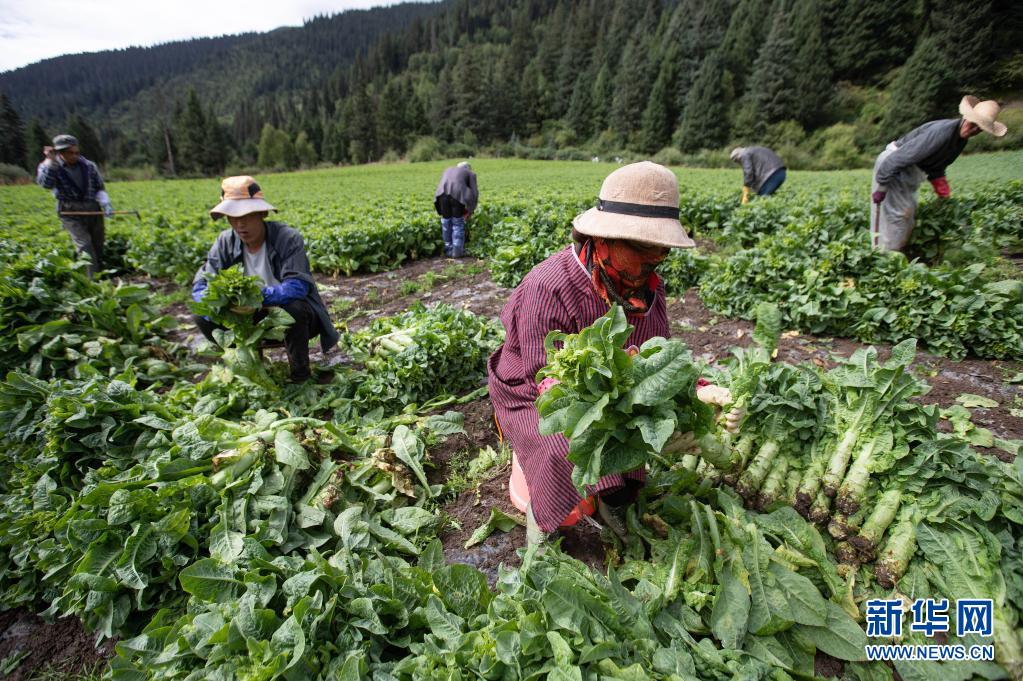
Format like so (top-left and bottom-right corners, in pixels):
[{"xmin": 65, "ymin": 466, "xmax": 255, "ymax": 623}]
[
  {"xmin": 345, "ymin": 88, "xmax": 377, "ymax": 163},
  {"xmin": 25, "ymin": 119, "xmax": 50, "ymax": 170},
  {"xmin": 173, "ymin": 89, "xmax": 208, "ymax": 174},
  {"xmin": 321, "ymin": 120, "xmax": 346, "ymax": 164},
  {"xmin": 677, "ymin": 51, "xmax": 730, "ymax": 151},
  {"xmin": 294, "ymin": 131, "xmax": 318, "ymax": 167},
  {"xmin": 882, "ymin": 0, "xmax": 998, "ymax": 135},
  {"xmin": 553, "ymin": 2, "xmax": 595, "ymax": 121},
  {"xmin": 565, "ymin": 58, "xmax": 598, "ymax": 141},
  {"xmin": 590, "ymin": 63, "xmax": 614, "ymax": 137},
  {"xmin": 822, "ymin": 0, "xmax": 917, "ymax": 82},
  {"xmin": 736, "ymin": 0, "xmax": 799, "ymax": 137},
  {"xmin": 609, "ymin": 5, "xmax": 658, "ymax": 144},
  {"xmin": 720, "ymin": 0, "xmax": 773, "ymax": 93},
  {"xmin": 0, "ymin": 93, "xmax": 28, "ymax": 169},
  {"xmin": 65, "ymin": 112, "xmax": 106, "ymax": 165},
  {"xmin": 638, "ymin": 61, "xmax": 676, "ymax": 154},
  {"xmin": 257, "ymin": 124, "xmax": 279, "ymax": 168},
  {"xmin": 203, "ymin": 108, "xmax": 230, "ymax": 175},
  {"xmin": 789, "ymin": 0, "xmax": 833, "ymax": 129},
  {"xmin": 377, "ymin": 78, "xmax": 409, "ymax": 154},
  {"xmin": 880, "ymin": 36, "xmax": 950, "ymax": 135}
]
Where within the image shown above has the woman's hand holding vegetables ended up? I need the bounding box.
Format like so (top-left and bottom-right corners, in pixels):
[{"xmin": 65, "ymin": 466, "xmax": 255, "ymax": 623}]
[{"xmin": 696, "ymin": 382, "xmax": 744, "ymax": 434}]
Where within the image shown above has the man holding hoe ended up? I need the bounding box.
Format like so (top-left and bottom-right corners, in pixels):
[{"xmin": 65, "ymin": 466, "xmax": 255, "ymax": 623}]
[{"xmin": 36, "ymin": 134, "xmax": 113, "ymax": 277}]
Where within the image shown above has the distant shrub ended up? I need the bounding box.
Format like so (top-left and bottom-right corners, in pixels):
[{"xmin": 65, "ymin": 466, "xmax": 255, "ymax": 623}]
[
  {"xmin": 408, "ymin": 136, "xmax": 441, "ymax": 163},
  {"xmin": 554, "ymin": 147, "xmax": 590, "ymax": 161},
  {"xmin": 810, "ymin": 123, "xmax": 869, "ymax": 169},
  {"xmin": 0, "ymin": 163, "xmax": 30, "ymax": 185},
  {"xmin": 652, "ymin": 147, "xmax": 685, "ymax": 166},
  {"xmin": 105, "ymin": 165, "xmax": 159, "ymax": 182}
]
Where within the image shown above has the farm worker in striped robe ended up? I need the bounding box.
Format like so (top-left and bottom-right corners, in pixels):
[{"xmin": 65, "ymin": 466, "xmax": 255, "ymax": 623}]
[
  {"xmin": 36, "ymin": 134, "xmax": 113, "ymax": 278},
  {"xmin": 191, "ymin": 176, "xmax": 339, "ymax": 383},
  {"xmin": 871, "ymin": 95, "xmax": 1008, "ymax": 252},
  {"xmin": 433, "ymin": 161, "xmax": 478, "ymax": 258},
  {"xmin": 487, "ymin": 162, "xmax": 739, "ymax": 546},
  {"xmin": 730, "ymin": 146, "xmax": 786, "ymax": 204}
]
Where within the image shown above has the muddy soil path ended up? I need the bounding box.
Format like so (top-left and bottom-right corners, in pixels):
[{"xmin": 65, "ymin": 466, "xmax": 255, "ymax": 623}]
[{"xmin": 0, "ymin": 610, "xmax": 113, "ymax": 680}]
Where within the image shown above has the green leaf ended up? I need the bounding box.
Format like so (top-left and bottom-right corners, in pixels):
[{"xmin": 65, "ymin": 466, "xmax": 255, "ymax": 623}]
[
  {"xmin": 391, "ymin": 425, "xmax": 431, "ymax": 496},
  {"xmin": 711, "ymin": 556, "xmax": 751, "ymax": 648},
  {"xmin": 418, "ymin": 539, "xmax": 445, "ymax": 572},
  {"xmin": 274, "ymin": 430, "xmax": 310, "ymax": 470},
  {"xmin": 767, "ymin": 561, "xmax": 827, "ymax": 627},
  {"xmin": 621, "ymin": 339, "xmax": 697, "ymax": 408},
  {"xmin": 383, "ymin": 507, "xmax": 439, "ymax": 535},
  {"xmin": 628, "ymin": 412, "xmax": 676, "ymax": 452},
  {"xmin": 956, "ymin": 394, "xmax": 999, "ymax": 409},
  {"xmin": 422, "ymin": 411, "xmax": 465, "ymax": 435},
  {"xmin": 791, "ymin": 600, "xmax": 867, "ymax": 661},
  {"xmin": 179, "ymin": 559, "xmax": 240, "ymax": 602},
  {"xmin": 464, "ymin": 508, "xmax": 524, "ymax": 548},
  {"xmin": 425, "ymin": 594, "xmax": 464, "ymax": 646},
  {"xmin": 433, "ymin": 564, "xmax": 492, "ymax": 619},
  {"xmin": 269, "ymin": 615, "xmax": 306, "ymax": 670}
]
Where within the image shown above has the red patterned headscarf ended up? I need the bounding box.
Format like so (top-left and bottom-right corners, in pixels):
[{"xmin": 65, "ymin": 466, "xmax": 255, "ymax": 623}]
[{"xmin": 578, "ymin": 237, "xmax": 665, "ymax": 314}]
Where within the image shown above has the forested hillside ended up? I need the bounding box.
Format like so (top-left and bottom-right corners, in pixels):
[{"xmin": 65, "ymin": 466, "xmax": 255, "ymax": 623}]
[{"xmin": 1, "ymin": 0, "xmax": 1021, "ymax": 175}]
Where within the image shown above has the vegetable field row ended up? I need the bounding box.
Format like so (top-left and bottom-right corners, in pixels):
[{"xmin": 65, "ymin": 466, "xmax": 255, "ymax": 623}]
[{"xmin": 0, "ymin": 156, "xmax": 1020, "ymax": 679}]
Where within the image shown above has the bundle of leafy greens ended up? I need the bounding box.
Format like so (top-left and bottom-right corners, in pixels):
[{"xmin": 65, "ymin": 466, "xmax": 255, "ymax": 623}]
[
  {"xmin": 189, "ymin": 265, "xmax": 293, "ymax": 389},
  {"xmin": 341, "ymin": 302, "xmax": 504, "ymax": 411},
  {"xmin": 0, "ymin": 250, "xmax": 182, "ymax": 381},
  {"xmin": 536, "ymin": 305, "xmax": 714, "ymax": 493}
]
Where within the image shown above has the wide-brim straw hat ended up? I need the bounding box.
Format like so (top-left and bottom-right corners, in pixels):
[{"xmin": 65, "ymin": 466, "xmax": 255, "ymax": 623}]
[
  {"xmin": 959, "ymin": 96, "xmax": 1008, "ymax": 137},
  {"xmin": 573, "ymin": 161, "xmax": 694, "ymax": 249},
  {"xmin": 210, "ymin": 176, "xmax": 277, "ymax": 219}
]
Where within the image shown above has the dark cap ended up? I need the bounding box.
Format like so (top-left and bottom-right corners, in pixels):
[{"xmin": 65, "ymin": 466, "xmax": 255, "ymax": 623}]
[{"xmin": 52, "ymin": 134, "xmax": 79, "ymax": 150}]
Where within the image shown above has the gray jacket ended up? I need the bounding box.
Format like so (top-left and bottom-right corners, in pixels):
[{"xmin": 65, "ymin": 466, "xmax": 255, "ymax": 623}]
[
  {"xmin": 740, "ymin": 146, "xmax": 785, "ymax": 192},
  {"xmin": 875, "ymin": 118, "xmax": 967, "ymax": 189},
  {"xmin": 193, "ymin": 221, "xmax": 339, "ymax": 352},
  {"xmin": 434, "ymin": 165, "xmax": 479, "ymax": 212}
]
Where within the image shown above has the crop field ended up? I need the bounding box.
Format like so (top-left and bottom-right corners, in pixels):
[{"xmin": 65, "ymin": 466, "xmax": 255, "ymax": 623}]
[{"xmin": 0, "ymin": 154, "xmax": 1021, "ymax": 680}]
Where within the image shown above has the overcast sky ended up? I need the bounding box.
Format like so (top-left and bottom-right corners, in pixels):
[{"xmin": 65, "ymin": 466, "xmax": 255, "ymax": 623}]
[{"xmin": 0, "ymin": 0, "xmax": 403, "ymax": 73}]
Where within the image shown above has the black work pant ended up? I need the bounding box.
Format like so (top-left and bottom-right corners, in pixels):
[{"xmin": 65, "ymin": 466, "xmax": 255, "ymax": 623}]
[
  {"xmin": 434, "ymin": 194, "xmax": 466, "ymax": 219},
  {"xmin": 193, "ymin": 298, "xmax": 320, "ymax": 380}
]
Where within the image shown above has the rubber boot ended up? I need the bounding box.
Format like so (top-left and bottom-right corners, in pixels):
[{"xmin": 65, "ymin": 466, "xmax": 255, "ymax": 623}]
[
  {"xmin": 526, "ymin": 502, "xmax": 554, "ymax": 549},
  {"xmin": 597, "ymin": 498, "xmax": 628, "ymax": 541}
]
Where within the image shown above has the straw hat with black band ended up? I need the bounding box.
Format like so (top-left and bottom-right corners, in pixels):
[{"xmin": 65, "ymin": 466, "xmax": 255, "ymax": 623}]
[
  {"xmin": 209, "ymin": 176, "xmax": 277, "ymax": 219},
  {"xmin": 572, "ymin": 161, "xmax": 694, "ymax": 249},
  {"xmin": 959, "ymin": 96, "xmax": 1008, "ymax": 137}
]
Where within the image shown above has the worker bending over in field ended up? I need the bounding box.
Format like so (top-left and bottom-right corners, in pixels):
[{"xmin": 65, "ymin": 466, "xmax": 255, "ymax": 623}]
[
  {"xmin": 433, "ymin": 161, "xmax": 478, "ymax": 258},
  {"xmin": 730, "ymin": 146, "xmax": 786, "ymax": 204},
  {"xmin": 36, "ymin": 134, "xmax": 114, "ymax": 278},
  {"xmin": 191, "ymin": 176, "xmax": 339, "ymax": 383},
  {"xmin": 871, "ymin": 95, "xmax": 1008, "ymax": 251},
  {"xmin": 488, "ymin": 162, "xmax": 738, "ymax": 547}
]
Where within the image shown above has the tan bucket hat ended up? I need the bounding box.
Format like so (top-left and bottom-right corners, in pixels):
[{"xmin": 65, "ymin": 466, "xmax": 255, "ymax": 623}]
[
  {"xmin": 573, "ymin": 161, "xmax": 694, "ymax": 249},
  {"xmin": 959, "ymin": 96, "xmax": 1008, "ymax": 137},
  {"xmin": 209, "ymin": 176, "xmax": 277, "ymax": 219}
]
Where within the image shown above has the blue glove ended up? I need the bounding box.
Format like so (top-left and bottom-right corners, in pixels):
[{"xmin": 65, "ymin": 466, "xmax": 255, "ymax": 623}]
[
  {"xmin": 262, "ymin": 279, "xmax": 310, "ymax": 306},
  {"xmin": 102, "ymin": 203, "xmax": 114, "ymax": 217}
]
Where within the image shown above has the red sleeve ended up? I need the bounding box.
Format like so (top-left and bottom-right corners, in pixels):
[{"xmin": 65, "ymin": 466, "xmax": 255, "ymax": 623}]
[{"xmin": 930, "ymin": 176, "xmax": 951, "ymax": 198}]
